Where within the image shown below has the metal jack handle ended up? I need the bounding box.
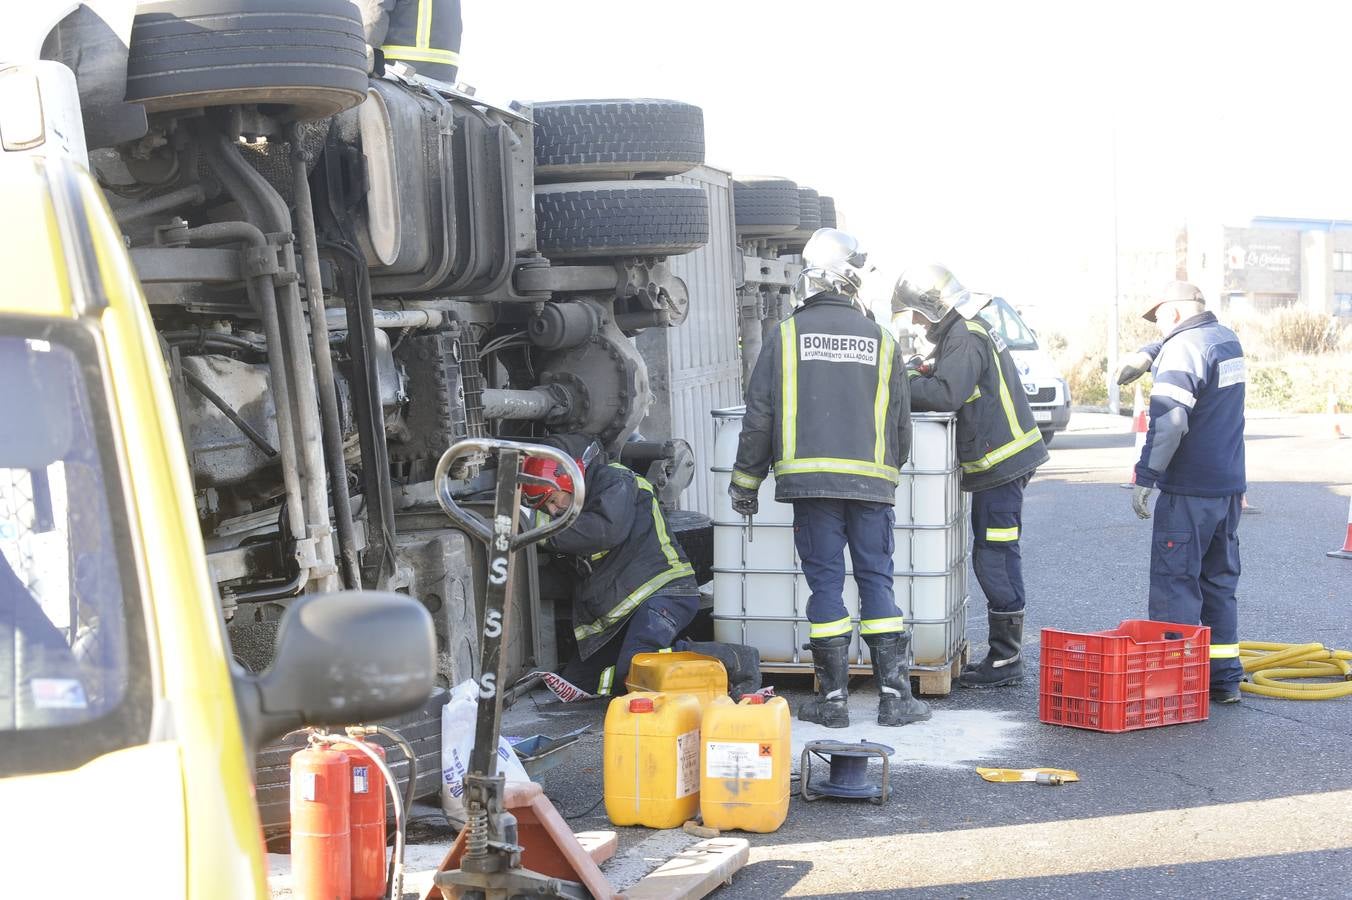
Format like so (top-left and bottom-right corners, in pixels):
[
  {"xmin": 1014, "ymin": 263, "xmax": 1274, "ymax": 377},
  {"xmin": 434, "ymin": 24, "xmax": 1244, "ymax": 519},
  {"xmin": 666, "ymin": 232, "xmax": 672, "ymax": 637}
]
[
  {"xmin": 433, "ymin": 439, "xmax": 586, "ymax": 897},
  {"xmin": 434, "ymin": 438, "xmax": 585, "ymax": 553}
]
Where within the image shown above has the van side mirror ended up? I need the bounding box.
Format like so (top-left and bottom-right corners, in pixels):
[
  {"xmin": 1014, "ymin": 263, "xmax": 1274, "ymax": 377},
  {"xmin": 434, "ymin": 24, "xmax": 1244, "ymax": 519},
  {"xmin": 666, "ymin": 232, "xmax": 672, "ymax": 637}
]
[{"xmin": 234, "ymin": 591, "xmax": 436, "ymax": 747}]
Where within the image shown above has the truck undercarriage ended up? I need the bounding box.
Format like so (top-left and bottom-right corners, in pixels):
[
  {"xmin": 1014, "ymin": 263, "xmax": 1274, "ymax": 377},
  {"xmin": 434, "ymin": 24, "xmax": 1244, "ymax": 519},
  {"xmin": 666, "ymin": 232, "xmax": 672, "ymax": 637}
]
[{"xmin": 35, "ymin": 0, "xmax": 717, "ymax": 833}]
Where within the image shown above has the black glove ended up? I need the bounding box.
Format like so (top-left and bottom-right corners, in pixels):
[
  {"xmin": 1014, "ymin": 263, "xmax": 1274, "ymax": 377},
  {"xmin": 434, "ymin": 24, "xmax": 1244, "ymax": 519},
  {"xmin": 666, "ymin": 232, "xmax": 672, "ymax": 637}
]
[
  {"xmin": 1116, "ymin": 351, "xmax": 1154, "ymax": 386},
  {"xmin": 729, "ymin": 483, "xmax": 758, "ymax": 517},
  {"xmin": 906, "ymin": 355, "xmax": 933, "ymax": 376}
]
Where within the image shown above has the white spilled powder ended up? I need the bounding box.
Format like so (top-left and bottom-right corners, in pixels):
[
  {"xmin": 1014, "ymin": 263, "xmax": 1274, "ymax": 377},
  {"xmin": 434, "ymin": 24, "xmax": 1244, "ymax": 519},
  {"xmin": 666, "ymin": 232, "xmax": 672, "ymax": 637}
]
[{"xmin": 790, "ymin": 688, "xmax": 1026, "ymax": 771}]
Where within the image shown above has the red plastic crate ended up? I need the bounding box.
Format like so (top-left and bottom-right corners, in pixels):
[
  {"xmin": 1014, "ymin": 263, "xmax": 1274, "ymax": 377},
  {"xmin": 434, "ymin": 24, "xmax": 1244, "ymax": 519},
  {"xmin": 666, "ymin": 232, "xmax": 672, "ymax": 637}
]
[{"xmin": 1039, "ymin": 620, "xmax": 1210, "ymax": 732}]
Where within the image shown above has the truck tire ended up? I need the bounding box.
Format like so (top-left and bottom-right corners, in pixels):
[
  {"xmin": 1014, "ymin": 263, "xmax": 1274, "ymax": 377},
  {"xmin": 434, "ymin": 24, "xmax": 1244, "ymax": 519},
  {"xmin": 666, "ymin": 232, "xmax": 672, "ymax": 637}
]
[
  {"xmin": 795, "ymin": 188, "xmax": 822, "ymax": 234},
  {"xmin": 818, "ymin": 195, "xmax": 838, "ymax": 229},
  {"xmin": 666, "ymin": 509, "xmax": 714, "ymax": 585},
  {"xmin": 778, "ymin": 187, "xmax": 822, "ymax": 253},
  {"xmin": 532, "ymin": 99, "xmax": 705, "ymax": 182},
  {"xmin": 257, "ymin": 684, "xmax": 450, "ymax": 843},
  {"xmin": 535, "ymin": 181, "xmax": 709, "ymax": 259},
  {"xmin": 732, "ymin": 176, "xmax": 800, "ymax": 237},
  {"xmin": 126, "ymin": 0, "xmax": 368, "ymax": 121}
]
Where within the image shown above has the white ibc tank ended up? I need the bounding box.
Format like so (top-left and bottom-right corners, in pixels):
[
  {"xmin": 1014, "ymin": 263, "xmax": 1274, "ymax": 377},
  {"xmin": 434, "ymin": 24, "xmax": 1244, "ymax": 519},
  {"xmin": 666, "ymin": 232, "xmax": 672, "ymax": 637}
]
[{"xmin": 710, "ymin": 408, "xmax": 968, "ymax": 670}]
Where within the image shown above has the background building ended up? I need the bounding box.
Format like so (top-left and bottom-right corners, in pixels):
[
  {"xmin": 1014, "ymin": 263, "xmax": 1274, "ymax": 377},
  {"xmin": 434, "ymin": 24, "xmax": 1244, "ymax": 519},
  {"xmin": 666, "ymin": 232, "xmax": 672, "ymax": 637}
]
[{"xmin": 1182, "ymin": 217, "xmax": 1352, "ymax": 319}]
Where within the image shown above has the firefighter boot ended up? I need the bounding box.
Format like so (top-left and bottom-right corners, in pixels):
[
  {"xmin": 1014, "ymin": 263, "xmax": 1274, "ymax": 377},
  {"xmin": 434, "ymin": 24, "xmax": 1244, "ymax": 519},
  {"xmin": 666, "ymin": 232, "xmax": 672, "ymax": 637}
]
[
  {"xmin": 683, "ymin": 641, "xmax": 762, "ymax": 700},
  {"xmin": 799, "ymin": 635, "xmax": 851, "ymax": 728},
  {"xmin": 959, "ymin": 610, "xmax": 1025, "ymax": 688},
  {"xmin": 865, "ymin": 631, "xmax": 932, "ymax": 725}
]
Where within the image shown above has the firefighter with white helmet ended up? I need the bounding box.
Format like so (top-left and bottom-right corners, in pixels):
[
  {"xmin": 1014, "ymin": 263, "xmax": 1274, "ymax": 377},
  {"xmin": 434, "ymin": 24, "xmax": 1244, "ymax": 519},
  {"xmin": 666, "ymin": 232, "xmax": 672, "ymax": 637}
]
[
  {"xmin": 893, "ymin": 265, "xmax": 1049, "ymax": 689},
  {"xmin": 731, "ymin": 228, "xmax": 929, "ymax": 728}
]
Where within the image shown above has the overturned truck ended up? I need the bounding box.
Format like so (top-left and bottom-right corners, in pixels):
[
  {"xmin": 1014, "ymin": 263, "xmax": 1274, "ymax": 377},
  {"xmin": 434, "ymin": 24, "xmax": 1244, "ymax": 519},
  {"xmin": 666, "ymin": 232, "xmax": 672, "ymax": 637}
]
[{"xmin": 35, "ymin": 0, "xmax": 717, "ymax": 834}]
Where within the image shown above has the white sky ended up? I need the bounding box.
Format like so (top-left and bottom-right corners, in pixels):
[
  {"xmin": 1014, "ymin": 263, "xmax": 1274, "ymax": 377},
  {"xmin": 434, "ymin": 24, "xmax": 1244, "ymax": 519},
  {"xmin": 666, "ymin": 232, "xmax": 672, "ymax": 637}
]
[{"xmin": 460, "ymin": 1, "xmax": 1352, "ymax": 320}]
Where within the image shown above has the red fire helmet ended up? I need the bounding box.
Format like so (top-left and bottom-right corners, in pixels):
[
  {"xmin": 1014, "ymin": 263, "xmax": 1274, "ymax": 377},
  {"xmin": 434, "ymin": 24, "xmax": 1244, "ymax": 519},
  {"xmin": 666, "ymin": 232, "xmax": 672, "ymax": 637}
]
[{"xmin": 521, "ymin": 456, "xmax": 579, "ymax": 507}]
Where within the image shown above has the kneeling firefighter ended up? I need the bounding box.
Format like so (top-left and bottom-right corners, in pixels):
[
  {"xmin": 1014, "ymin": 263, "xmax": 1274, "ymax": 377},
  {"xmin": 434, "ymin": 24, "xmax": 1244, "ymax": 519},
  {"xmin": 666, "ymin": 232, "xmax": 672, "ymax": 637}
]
[
  {"xmin": 524, "ymin": 434, "xmax": 761, "ymax": 698},
  {"xmin": 730, "ymin": 228, "xmax": 930, "ymax": 728},
  {"xmin": 892, "ymin": 266, "xmax": 1049, "ymax": 688}
]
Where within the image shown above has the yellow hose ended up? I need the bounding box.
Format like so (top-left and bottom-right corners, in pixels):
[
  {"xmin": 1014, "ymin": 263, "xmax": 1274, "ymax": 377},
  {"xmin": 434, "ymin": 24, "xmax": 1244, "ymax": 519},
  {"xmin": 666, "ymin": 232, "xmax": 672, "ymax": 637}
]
[{"xmin": 1238, "ymin": 641, "xmax": 1352, "ymax": 699}]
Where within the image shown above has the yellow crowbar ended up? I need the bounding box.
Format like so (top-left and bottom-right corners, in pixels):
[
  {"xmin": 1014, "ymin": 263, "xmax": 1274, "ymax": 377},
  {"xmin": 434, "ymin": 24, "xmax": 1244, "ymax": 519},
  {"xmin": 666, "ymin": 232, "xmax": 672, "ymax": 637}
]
[{"xmin": 976, "ymin": 767, "xmax": 1080, "ymax": 786}]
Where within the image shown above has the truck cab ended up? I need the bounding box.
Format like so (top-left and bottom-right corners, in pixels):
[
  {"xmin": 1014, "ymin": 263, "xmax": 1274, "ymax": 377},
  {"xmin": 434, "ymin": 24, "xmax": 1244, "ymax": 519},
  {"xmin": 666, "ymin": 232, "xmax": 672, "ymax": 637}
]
[{"xmin": 976, "ymin": 296, "xmax": 1071, "ymax": 444}]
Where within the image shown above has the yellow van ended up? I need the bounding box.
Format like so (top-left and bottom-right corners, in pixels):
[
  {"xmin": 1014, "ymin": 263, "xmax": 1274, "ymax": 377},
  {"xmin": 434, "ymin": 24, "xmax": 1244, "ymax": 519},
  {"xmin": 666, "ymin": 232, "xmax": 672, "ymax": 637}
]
[{"xmin": 0, "ymin": 153, "xmax": 436, "ymax": 896}]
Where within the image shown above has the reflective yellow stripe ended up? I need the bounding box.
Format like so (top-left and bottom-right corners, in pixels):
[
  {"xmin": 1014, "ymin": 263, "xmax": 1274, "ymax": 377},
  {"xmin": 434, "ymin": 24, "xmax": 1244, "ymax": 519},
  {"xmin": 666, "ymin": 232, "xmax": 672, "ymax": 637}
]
[
  {"xmin": 590, "ymin": 549, "xmax": 609, "ymax": 562},
  {"xmin": 985, "ymin": 526, "xmax": 1019, "ymax": 542},
  {"xmin": 781, "ymin": 318, "xmax": 798, "ymax": 461},
  {"xmin": 873, "ymin": 325, "xmax": 894, "ymax": 466},
  {"xmin": 597, "ymin": 666, "xmax": 615, "ymax": 696},
  {"xmin": 573, "ymin": 561, "xmax": 696, "ymax": 640},
  {"xmin": 960, "ymin": 427, "xmax": 1044, "ymax": 474},
  {"xmin": 606, "ymin": 464, "xmax": 682, "ymax": 568},
  {"xmin": 966, "ymin": 321, "xmax": 1022, "ymax": 433},
  {"xmin": 1210, "ymin": 643, "xmax": 1241, "ymax": 659},
  {"xmin": 860, "ymin": 616, "xmax": 905, "ymax": 635},
  {"xmin": 651, "ymin": 496, "xmax": 681, "ymax": 567},
  {"xmin": 958, "ymin": 319, "xmax": 1041, "ymax": 476},
  {"xmin": 966, "ymin": 385, "xmax": 982, "ymax": 403},
  {"xmin": 416, "ymin": 0, "xmax": 433, "ymax": 47},
  {"xmin": 381, "ymin": 44, "xmax": 462, "ymax": 66},
  {"xmin": 731, "ymin": 469, "xmax": 764, "ymax": 489},
  {"xmin": 775, "ymin": 457, "xmax": 899, "ymax": 482},
  {"xmin": 810, "ymin": 616, "xmax": 853, "ymax": 638}
]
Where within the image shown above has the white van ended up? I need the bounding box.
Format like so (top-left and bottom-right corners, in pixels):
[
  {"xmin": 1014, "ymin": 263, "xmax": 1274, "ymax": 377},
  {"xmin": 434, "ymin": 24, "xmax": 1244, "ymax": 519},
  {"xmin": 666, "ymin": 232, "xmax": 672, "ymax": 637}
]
[{"xmin": 976, "ymin": 296, "xmax": 1071, "ymax": 444}]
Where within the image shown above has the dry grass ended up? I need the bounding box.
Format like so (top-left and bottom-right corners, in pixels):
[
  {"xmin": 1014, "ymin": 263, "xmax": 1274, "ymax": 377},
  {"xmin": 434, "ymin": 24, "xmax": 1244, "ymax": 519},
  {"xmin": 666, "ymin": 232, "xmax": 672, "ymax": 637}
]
[{"xmin": 1047, "ymin": 309, "xmax": 1352, "ymax": 413}]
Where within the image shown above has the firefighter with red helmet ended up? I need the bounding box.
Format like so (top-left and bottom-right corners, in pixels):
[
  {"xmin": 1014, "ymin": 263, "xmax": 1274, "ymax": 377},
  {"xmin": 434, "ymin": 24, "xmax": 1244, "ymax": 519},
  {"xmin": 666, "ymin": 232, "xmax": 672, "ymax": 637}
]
[{"xmin": 523, "ymin": 435, "xmax": 760, "ymax": 698}]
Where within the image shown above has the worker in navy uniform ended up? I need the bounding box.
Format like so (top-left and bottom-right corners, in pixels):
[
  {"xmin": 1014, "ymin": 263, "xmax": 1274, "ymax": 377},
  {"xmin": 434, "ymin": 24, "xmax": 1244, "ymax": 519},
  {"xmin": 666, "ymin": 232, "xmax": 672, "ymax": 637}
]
[
  {"xmin": 524, "ymin": 434, "xmax": 760, "ymax": 699},
  {"xmin": 731, "ymin": 228, "xmax": 929, "ymax": 729},
  {"xmin": 892, "ymin": 266, "xmax": 1049, "ymax": 689},
  {"xmin": 1130, "ymin": 281, "xmax": 1247, "ymax": 704}
]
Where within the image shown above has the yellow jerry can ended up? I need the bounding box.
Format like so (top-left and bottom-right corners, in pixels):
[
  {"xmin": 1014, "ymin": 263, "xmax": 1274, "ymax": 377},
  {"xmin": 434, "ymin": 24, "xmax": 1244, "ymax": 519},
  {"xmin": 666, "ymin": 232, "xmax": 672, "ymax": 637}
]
[
  {"xmin": 699, "ymin": 695, "xmax": 791, "ymax": 833},
  {"xmin": 624, "ymin": 651, "xmax": 729, "ymax": 712},
  {"xmin": 603, "ymin": 692, "xmax": 701, "ymax": 828}
]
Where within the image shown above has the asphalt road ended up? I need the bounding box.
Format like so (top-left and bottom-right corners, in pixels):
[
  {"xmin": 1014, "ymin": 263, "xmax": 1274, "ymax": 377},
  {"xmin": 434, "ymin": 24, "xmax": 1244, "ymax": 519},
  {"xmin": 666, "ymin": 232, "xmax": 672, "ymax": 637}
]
[{"xmin": 447, "ymin": 411, "xmax": 1352, "ymax": 899}]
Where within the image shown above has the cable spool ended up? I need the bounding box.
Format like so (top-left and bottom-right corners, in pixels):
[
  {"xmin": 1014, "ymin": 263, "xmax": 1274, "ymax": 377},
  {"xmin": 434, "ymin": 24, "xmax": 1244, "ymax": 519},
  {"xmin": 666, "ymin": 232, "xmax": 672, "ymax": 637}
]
[{"xmin": 799, "ymin": 740, "xmax": 894, "ymax": 805}]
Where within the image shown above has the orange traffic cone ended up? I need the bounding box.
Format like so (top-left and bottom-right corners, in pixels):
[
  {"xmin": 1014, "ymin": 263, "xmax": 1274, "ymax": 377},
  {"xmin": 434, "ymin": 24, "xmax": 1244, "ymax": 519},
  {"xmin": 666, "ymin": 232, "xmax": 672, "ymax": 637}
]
[
  {"xmin": 1120, "ymin": 383, "xmax": 1148, "ymax": 488},
  {"xmin": 1330, "ymin": 388, "xmax": 1347, "ymax": 439},
  {"xmin": 1329, "ymin": 494, "xmax": 1352, "ymax": 560}
]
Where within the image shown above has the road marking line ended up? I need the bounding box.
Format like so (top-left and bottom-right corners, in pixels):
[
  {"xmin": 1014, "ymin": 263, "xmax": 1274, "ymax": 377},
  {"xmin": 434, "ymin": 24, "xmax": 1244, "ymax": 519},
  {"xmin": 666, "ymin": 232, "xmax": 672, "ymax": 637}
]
[{"xmin": 752, "ymin": 788, "xmax": 1352, "ymax": 894}]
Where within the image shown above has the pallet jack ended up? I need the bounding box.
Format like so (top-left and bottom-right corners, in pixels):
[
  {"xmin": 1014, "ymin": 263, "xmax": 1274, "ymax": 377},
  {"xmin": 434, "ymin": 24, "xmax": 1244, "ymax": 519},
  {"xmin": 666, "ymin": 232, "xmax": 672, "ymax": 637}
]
[{"xmin": 427, "ymin": 438, "xmax": 747, "ymax": 900}]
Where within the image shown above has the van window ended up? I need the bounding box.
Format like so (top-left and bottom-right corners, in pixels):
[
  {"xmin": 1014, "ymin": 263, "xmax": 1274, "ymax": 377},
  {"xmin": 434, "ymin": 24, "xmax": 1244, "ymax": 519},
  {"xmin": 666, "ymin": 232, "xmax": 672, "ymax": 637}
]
[
  {"xmin": 0, "ymin": 320, "xmax": 152, "ymax": 776},
  {"xmin": 978, "ymin": 297, "xmax": 1039, "ymax": 351}
]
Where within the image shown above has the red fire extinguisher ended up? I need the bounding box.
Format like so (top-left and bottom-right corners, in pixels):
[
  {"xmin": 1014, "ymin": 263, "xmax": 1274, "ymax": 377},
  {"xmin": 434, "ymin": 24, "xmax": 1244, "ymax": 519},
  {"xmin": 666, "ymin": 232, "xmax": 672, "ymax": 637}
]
[
  {"xmin": 347, "ymin": 735, "xmax": 388, "ymax": 900},
  {"xmin": 290, "ymin": 738, "xmax": 351, "ymax": 900}
]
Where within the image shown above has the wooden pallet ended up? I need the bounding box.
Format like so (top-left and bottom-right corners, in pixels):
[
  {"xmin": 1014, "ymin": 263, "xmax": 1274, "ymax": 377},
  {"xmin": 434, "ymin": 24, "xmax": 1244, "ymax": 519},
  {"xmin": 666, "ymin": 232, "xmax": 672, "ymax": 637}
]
[
  {"xmin": 915, "ymin": 642, "xmax": 969, "ymax": 697},
  {"xmin": 759, "ymin": 641, "xmax": 970, "ymax": 698}
]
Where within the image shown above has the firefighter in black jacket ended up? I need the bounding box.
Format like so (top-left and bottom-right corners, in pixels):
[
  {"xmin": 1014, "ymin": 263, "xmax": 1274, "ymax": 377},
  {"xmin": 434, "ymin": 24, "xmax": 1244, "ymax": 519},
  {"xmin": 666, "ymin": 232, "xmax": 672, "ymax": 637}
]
[
  {"xmin": 731, "ymin": 228, "xmax": 929, "ymax": 729},
  {"xmin": 892, "ymin": 266, "xmax": 1049, "ymax": 688},
  {"xmin": 525, "ymin": 434, "xmax": 760, "ymax": 698}
]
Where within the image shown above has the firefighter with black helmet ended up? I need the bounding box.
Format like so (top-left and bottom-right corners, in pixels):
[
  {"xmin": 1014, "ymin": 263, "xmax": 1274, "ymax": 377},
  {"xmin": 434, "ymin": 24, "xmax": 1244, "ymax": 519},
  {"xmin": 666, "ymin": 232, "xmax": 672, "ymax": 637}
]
[
  {"xmin": 524, "ymin": 434, "xmax": 761, "ymax": 699},
  {"xmin": 892, "ymin": 265, "xmax": 1049, "ymax": 689},
  {"xmin": 730, "ymin": 228, "xmax": 929, "ymax": 729}
]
